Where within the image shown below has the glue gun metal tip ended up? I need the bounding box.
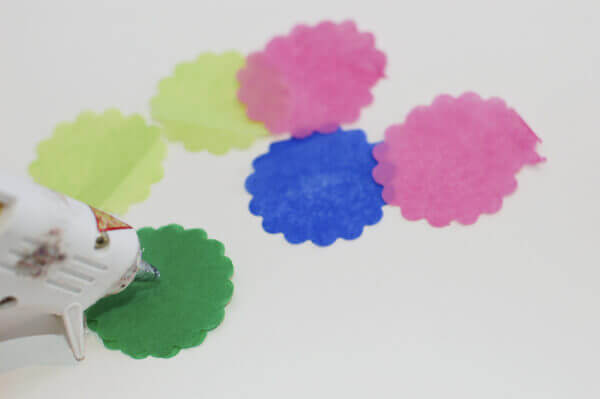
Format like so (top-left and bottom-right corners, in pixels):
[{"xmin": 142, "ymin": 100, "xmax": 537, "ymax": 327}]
[{"xmin": 135, "ymin": 260, "xmax": 160, "ymax": 281}]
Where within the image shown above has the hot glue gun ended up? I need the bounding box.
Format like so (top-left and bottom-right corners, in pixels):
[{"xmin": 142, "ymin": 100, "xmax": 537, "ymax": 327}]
[{"xmin": 0, "ymin": 173, "xmax": 159, "ymax": 361}]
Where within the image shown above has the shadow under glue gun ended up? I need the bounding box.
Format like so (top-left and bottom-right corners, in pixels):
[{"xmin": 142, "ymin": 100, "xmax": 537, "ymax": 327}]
[{"xmin": 0, "ymin": 174, "xmax": 159, "ymax": 361}]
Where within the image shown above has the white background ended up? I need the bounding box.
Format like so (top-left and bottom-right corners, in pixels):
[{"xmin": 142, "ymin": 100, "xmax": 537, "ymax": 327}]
[{"xmin": 1, "ymin": 0, "xmax": 599, "ymax": 397}]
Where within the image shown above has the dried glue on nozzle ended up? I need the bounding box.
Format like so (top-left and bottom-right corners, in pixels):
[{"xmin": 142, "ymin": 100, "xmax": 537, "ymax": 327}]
[
  {"xmin": 112, "ymin": 250, "xmax": 161, "ymax": 294},
  {"xmin": 135, "ymin": 259, "xmax": 160, "ymax": 281}
]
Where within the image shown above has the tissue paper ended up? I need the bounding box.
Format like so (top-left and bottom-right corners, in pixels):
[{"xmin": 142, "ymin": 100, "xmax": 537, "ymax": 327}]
[
  {"xmin": 246, "ymin": 129, "xmax": 384, "ymax": 246},
  {"xmin": 238, "ymin": 21, "xmax": 386, "ymax": 137},
  {"xmin": 86, "ymin": 225, "xmax": 234, "ymax": 359},
  {"xmin": 372, "ymin": 92, "xmax": 545, "ymax": 227},
  {"xmin": 151, "ymin": 52, "xmax": 268, "ymax": 154},
  {"xmin": 29, "ymin": 110, "xmax": 166, "ymax": 215}
]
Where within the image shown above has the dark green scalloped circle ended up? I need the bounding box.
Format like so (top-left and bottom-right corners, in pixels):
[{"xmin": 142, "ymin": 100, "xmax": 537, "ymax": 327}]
[{"xmin": 86, "ymin": 225, "xmax": 234, "ymax": 359}]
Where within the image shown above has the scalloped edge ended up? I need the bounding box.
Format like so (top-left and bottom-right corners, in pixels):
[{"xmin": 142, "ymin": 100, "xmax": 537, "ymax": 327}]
[
  {"xmin": 237, "ymin": 20, "xmax": 386, "ymax": 137},
  {"xmin": 245, "ymin": 130, "xmax": 386, "ymax": 246},
  {"xmin": 28, "ymin": 109, "xmax": 167, "ymax": 216},
  {"xmin": 372, "ymin": 92, "xmax": 546, "ymax": 228},
  {"xmin": 86, "ymin": 224, "xmax": 234, "ymax": 359},
  {"xmin": 150, "ymin": 51, "xmax": 268, "ymax": 155}
]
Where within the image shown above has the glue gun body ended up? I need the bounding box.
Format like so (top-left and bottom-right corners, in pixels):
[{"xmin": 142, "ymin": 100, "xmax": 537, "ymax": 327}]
[{"xmin": 0, "ymin": 174, "xmax": 148, "ymax": 361}]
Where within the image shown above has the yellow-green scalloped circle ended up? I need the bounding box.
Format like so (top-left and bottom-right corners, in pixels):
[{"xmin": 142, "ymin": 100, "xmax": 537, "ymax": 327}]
[
  {"xmin": 29, "ymin": 109, "xmax": 166, "ymax": 215},
  {"xmin": 150, "ymin": 51, "xmax": 268, "ymax": 155}
]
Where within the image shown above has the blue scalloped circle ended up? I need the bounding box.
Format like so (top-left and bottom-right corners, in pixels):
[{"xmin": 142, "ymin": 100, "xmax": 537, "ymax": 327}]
[{"xmin": 245, "ymin": 128, "xmax": 385, "ymax": 246}]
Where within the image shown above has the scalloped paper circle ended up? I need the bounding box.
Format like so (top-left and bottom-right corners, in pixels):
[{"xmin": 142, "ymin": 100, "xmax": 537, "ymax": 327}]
[
  {"xmin": 238, "ymin": 21, "xmax": 386, "ymax": 138},
  {"xmin": 151, "ymin": 52, "xmax": 268, "ymax": 154},
  {"xmin": 29, "ymin": 109, "xmax": 166, "ymax": 215},
  {"xmin": 85, "ymin": 225, "xmax": 234, "ymax": 359},
  {"xmin": 246, "ymin": 128, "xmax": 385, "ymax": 246},
  {"xmin": 372, "ymin": 92, "xmax": 545, "ymax": 227}
]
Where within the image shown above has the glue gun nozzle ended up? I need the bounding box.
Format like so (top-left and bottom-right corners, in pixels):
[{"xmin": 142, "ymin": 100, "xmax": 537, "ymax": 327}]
[{"xmin": 135, "ymin": 260, "xmax": 160, "ymax": 281}]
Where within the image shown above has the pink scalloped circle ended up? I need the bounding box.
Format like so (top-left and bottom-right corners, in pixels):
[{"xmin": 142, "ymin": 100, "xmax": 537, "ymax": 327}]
[
  {"xmin": 372, "ymin": 92, "xmax": 545, "ymax": 227},
  {"xmin": 238, "ymin": 20, "xmax": 386, "ymax": 138}
]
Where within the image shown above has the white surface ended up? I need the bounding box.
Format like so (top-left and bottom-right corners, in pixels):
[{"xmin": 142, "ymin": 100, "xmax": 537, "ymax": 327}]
[
  {"xmin": 0, "ymin": 0, "xmax": 598, "ymax": 397},
  {"xmin": 0, "ymin": 336, "xmax": 77, "ymax": 373}
]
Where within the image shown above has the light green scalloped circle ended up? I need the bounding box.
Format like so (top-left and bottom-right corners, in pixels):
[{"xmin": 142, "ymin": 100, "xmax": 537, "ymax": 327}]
[
  {"xmin": 150, "ymin": 51, "xmax": 268, "ymax": 155},
  {"xmin": 29, "ymin": 109, "xmax": 166, "ymax": 215}
]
